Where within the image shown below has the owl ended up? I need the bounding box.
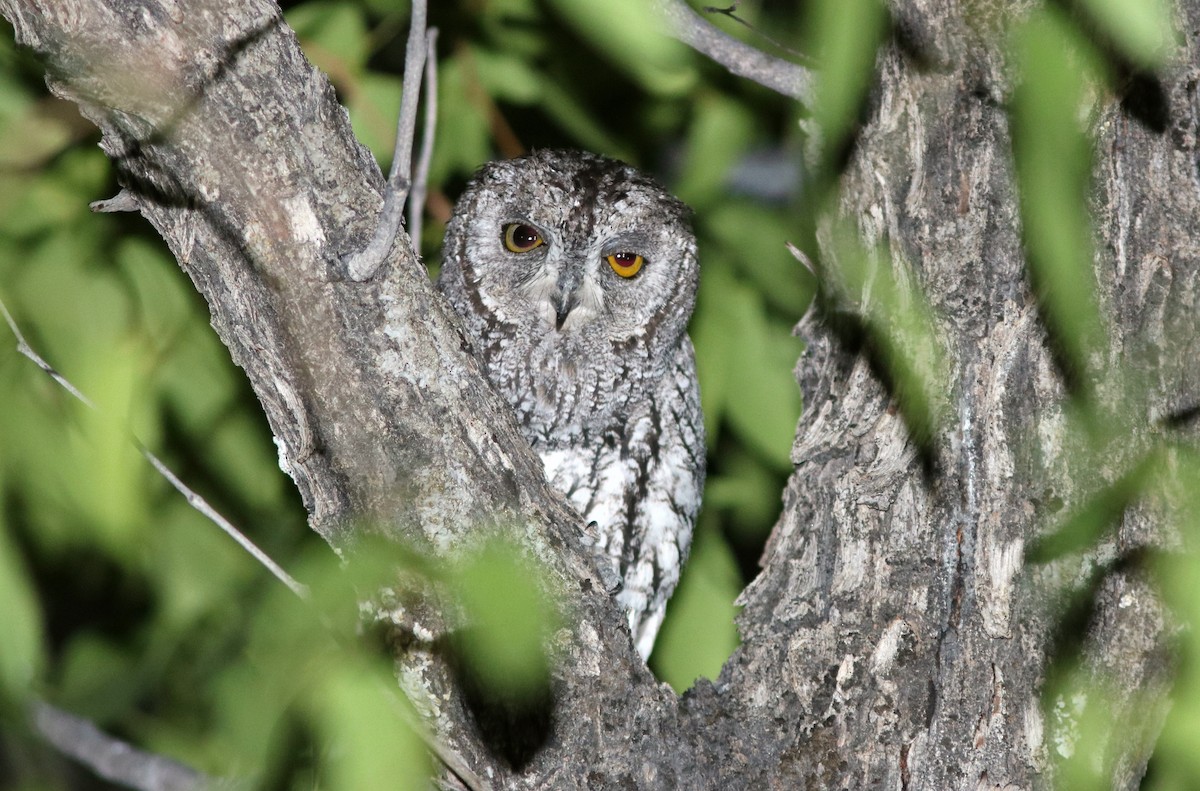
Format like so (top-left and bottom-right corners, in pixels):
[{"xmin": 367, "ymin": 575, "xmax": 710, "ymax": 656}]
[{"xmin": 437, "ymin": 149, "xmax": 705, "ymax": 660}]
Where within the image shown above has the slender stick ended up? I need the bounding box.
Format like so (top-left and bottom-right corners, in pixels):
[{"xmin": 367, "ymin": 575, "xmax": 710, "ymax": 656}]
[
  {"xmin": 344, "ymin": 0, "xmax": 428, "ymax": 281},
  {"xmin": 31, "ymin": 700, "xmax": 214, "ymax": 791},
  {"xmin": 407, "ymin": 27, "xmax": 440, "ymax": 257},
  {"xmin": 654, "ymin": 0, "xmax": 812, "ymax": 101},
  {"xmin": 0, "ymin": 294, "xmax": 309, "ymax": 599}
]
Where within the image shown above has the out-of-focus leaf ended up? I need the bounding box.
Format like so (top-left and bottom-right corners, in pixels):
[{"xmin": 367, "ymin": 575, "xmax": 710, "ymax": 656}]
[
  {"xmin": 478, "ymin": 0, "xmax": 548, "ymax": 58},
  {"xmin": 692, "ymin": 260, "xmax": 803, "ymax": 468},
  {"xmin": 287, "ymin": 2, "xmax": 370, "ymax": 75},
  {"xmin": 474, "ymin": 47, "xmax": 544, "ymax": 106},
  {"xmin": 1149, "ymin": 475, "xmax": 1200, "ymax": 790},
  {"xmin": 311, "ymin": 663, "xmax": 431, "ymax": 791},
  {"xmin": 66, "ymin": 338, "xmax": 152, "ymax": 554},
  {"xmin": 652, "ymin": 516, "xmax": 741, "ymax": 692},
  {"xmin": 0, "ymin": 173, "xmax": 84, "ymax": 237},
  {"xmin": 1078, "ymin": 0, "xmax": 1172, "ymax": 67},
  {"xmin": 1026, "ymin": 449, "xmax": 1159, "ymax": 564},
  {"xmin": 347, "ymin": 72, "xmax": 404, "ymax": 164},
  {"xmin": 0, "ymin": 507, "xmax": 44, "ymax": 700},
  {"xmin": 708, "ymin": 202, "xmax": 812, "ymax": 316},
  {"xmin": 57, "ymin": 634, "xmax": 143, "ymax": 720},
  {"xmin": 827, "ymin": 227, "xmax": 948, "ymax": 451},
  {"xmin": 806, "ymin": 0, "xmax": 887, "ymax": 165},
  {"xmin": 54, "ymin": 146, "xmax": 109, "ymax": 195},
  {"xmin": 207, "ymin": 412, "xmax": 292, "ymax": 512},
  {"xmin": 691, "ymin": 256, "xmax": 738, "ymax": 441},
  {"xmin": 705, "ymin": 446, "xmax": 783, "ymax": 539},
  {"xmin": 544, "ymin": 0, "xmax": 696, "ymax": 97},
  {"xmin": 0, "ymin": 107, "xmax": 73, "ymax": 169},
  {"xmin": 674, "ymin": 93, "xmax": 756, "ymax": 208},
  {"xmin": 428, "ymin": 56, "xmax": 492, "ymax": 185},
  {"xmin": 452, "ymin": 539, "xmax": 557, "ymax": 700},
  {"xmin": 0, "ymin": 68, "xmax": 33, "ymax": 119},
  {"xmin": 1011, "ymin": 10, "xmax": 1105, "ymax": 390},
  {"xmin": 118, "ymin": 237, "xmax": 191, "ymax": 346},
  {"xmin": 154, "ymin": 502, "xmax": 252, "ymax": 631}
]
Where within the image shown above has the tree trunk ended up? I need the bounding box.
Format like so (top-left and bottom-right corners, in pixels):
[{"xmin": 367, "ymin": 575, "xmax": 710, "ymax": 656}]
[{"xmin": 3, "ymin": 0, "xmax": 1197, "ymax": 788}]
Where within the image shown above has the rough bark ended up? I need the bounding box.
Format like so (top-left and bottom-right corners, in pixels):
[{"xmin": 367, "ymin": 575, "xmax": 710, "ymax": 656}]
[{"xmin": 4, "ymin": 0, "xmax": 1198, "ymax": 788}]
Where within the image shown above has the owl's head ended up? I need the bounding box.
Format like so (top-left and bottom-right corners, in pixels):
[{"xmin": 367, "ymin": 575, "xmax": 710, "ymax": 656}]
[{"xmin": 440, "ymin": 149, "xmax": 698, "ymax": 344}]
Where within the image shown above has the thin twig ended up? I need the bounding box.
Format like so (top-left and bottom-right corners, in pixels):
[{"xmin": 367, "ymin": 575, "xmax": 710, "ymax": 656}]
[
  {"xmin": 407, "ymin": 27, "xmax": 439, "ymax": 257},
  {"xmin": 701, "ymin": 3, "xmax": 817, "ymax": 66},
  {"xmin": 31, "ymin": 700, "xmax": 217, "ymax": 791},
  {"xmin": 344, "ymin": 0, "xmax": 428, "ymax": 281},
  {"xmin": 786, "ymin": 241, "xmax": 817, "ymax": 276},
  {"xmin": 0, "ymin": 294, "xmax": 309, "ymax": 599},
  {"xmin": 653, "ymin": 0, "xmax": 812, "ymax": 102}
]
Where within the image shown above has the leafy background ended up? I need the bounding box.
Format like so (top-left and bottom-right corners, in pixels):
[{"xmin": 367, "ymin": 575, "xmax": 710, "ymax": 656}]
[
  {"xmin": 2, "ymin": 0, "xmax": 1197, "ymax": 789},
  {"xmin": 0, "ymin": 1, "xmax": 807, "ymax": 787}
]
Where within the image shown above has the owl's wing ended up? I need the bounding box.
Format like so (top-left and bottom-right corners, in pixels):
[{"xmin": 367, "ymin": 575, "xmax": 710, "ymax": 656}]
[{"xmin": 538, "ymin": 338, "xmax": 705, "ymax": 660}]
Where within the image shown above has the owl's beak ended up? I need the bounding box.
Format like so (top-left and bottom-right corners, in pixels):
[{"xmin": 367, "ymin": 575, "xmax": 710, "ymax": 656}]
[
  {"xmin": 553, "ymin": 268, "xmax": 583, "ymax": 331},
  {"xmin": 554, "ymin": 293, "xmax": 577, "ymax": 331}
]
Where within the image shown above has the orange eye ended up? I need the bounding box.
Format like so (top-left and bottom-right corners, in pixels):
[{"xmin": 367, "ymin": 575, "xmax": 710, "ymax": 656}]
[
  {"xmin": 503, "ymin": 223, "xmax": 544, "ymax": 253},
  {"xmin": 606, "ymin": 252, "xmax": 644, "ymax": 278}
]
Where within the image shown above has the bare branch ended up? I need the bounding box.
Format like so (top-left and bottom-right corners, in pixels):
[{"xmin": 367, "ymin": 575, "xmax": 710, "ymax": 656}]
[
  {"xmin": 343, "ymin": 0, "xmax": 428, "ymax": 281},
  {"xmin": 701, "ymin": 3, "xmax": 816, "ymax": 66},
  {"xmin": 653, "ymin": 0, "xmax": 812, "ymax": 101},
  {"xmin": 407, "ymin": 27, "xmax": 439, "ymax": 257},
  {"xmin": 0, "ymin": 293, "xmax": 309, "ymax": 599},
  {"xmin": 31, "ymin": 700, "xmax": 217, "ymax": 791}
]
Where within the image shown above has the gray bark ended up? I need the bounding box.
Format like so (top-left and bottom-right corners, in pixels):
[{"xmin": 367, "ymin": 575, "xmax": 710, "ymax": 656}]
[{"xmin": 3, "ymin": 0, "xmax": 1197, "ymax": 788}]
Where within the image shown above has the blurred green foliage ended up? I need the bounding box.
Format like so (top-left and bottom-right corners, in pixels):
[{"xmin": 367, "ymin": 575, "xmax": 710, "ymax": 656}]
[
  {"xmin": 7, "ymin": 0, "xmax": 1190, "ymax": 786},
  {"xmin": 0, "ymin": 0, "xmax": 809, "ymax": 786}
]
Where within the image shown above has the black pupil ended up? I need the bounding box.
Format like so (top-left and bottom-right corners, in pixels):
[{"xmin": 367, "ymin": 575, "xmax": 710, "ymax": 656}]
[
  {"xmin": 614, "ymin": 253, "xmax": 636, "ymax": 266},
  {"xmin": 512, "ymin": 225, "xmax": 538, "ymax": 248}
]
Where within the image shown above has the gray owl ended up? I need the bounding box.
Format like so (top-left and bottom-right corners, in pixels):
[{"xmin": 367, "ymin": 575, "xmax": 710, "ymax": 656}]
[{"xmin": 437, "ymin": 149, "xmax": 705, "ymax": 660}]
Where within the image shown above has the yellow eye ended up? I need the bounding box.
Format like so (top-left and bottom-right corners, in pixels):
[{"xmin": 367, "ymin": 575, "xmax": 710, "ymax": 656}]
[
  {"xmin": 503, "ymin": 223, "xmax": 544, "ymax": 253},
  {"xmin": 606, "ymin": 252, "xmax": 644, "ymax": 278}
]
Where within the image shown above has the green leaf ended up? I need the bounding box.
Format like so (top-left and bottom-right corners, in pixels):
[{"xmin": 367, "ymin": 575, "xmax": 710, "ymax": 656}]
[
  {"xmin": 473, "ymin": 47, "xmax": 544, "ymax": 106},
  {"xmin": 1077, "ymin": 0, "xmax": 1172, "ymax": 67},
  {"xmin": 691, "ymin": 257, "xmax": 738, "ymax": 442},
  {"xmin": 707, "ymin": 202, "xmax": 812, "ymax": 316},
  {"xmin": 287, "ymin": 2, "xmax": 370, "ymax": 74},
  {"xmin": 652, "ymin": 517, "xmax": 741, "ymax": 692},
  {"xmin": 826, "ymin": 227, "xmax": 948, "ymax": 451},
  {"xmin": 705, "ymin": 446, "xmax": 784, "ymax": 540},
  {"xmin": 65, "ymin": 338, "xmax": 153, "ymax": 554},
  {"xmin": 428, "ymin": 56, "xmax": 492, "ymax": 186},
  {"xmin": 451, "ymin": 539, "xmax": 558, "ymax": 700},
  {"xmin": 0, "ymin": 508, "xmax": 45, "ymax": 700},
  {"xmin": 56, "ymin": 634, "xmax": 143, "ymax": 719},
  {"xmin": 1011, "ymin": 10, "xmax": 1106, "ymax": 392},
  {"xmin": 311, "ymin": 663, "xmax": 431, "ymax": 791},
  {"xmin": 674, "ymin": 93, "xmax": 756, "ymax": 208},
  {"xmin": 347, "ymin": 73, "xmax": 405, "ymax": 166},
  {"xmin": 806, "ymin": 0, "xmax": 887, "ymax": 165},
  {"xmin": 544, "ymin": 0, "xmax": 696, "ymax": 97},
  {"xmin": 693, "ymin": 260, "xmax": 803, "ymax": 468}
]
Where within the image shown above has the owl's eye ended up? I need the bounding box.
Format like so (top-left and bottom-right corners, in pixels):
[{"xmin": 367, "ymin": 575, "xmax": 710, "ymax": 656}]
[
  {"xmin": 606, "ymin": 252, "xmax": 644, "ymax": 278},
  {"xmin": 503, "ymin": 223, "xmax": 544, "ymax": 253}
]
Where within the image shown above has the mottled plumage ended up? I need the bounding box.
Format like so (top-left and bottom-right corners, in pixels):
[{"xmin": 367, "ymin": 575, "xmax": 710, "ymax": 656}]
[{"xmin": 437, "ymin": 149, "xmax": 705, "ymax": 659}]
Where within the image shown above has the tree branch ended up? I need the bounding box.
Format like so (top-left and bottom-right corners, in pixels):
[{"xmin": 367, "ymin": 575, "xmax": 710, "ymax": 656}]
[
  {"xmin": 31, "ymin": 701, "xmax": 214, "ymax": 791},
  {"xmin": 407, "ymin": 27, "xmax": 439, "ymax": 257},
  {"xmin": 0, "ymin": 0, "xmax": 656, "ymax": 783},
  {"xmin": 653, "ymin": 0, "xmax": 813, "ymax": 101},
  {"xmin": 342, "ymin": 0, "xmax": 428, "ymax": 281}
]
